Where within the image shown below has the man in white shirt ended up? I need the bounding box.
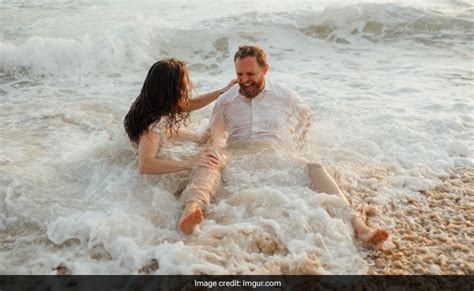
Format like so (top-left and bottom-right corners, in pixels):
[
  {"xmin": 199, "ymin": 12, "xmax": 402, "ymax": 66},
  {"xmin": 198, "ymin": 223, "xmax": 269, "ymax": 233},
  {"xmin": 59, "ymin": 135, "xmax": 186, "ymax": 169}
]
[
  {"xmin": 179, "ymin": 46, "xmax": 389, "ymax": 245},
  {"xmin": 205, "ymin": 69, "xmax": 312, "ymax": 149}
]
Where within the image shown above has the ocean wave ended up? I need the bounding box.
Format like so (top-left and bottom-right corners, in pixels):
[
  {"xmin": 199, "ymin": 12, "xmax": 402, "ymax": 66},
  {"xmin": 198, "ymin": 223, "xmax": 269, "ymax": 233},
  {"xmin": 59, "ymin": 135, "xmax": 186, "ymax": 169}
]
[
  {"xmin": 1, "ymin": 2, "xmax": 472, "ymax": 79},
  {"xmin": 299, "ymin": 3, "xmax": 473, "ymax": 45},
  {"xmin": 0, "ymin": 18, "xmax": 166, "ymax": 79}
]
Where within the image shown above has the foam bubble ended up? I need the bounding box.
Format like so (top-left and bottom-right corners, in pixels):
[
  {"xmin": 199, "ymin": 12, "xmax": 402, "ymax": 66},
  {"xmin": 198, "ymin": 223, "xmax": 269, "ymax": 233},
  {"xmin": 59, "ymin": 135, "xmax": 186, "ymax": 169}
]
[{"xmin": 448, "ymin": 141, "xmax": 471, "ymax": 157}]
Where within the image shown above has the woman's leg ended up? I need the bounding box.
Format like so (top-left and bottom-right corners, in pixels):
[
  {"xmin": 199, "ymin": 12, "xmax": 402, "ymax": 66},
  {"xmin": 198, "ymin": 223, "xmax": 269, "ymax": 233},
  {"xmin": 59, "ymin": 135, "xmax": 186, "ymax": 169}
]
[
  {"xmin": 307, "ymin": 163, "xmax": 389, "ymax": 244},
  {"xmin": 179, "ymin": 148, "xmax": 230, "ymax": 234}
]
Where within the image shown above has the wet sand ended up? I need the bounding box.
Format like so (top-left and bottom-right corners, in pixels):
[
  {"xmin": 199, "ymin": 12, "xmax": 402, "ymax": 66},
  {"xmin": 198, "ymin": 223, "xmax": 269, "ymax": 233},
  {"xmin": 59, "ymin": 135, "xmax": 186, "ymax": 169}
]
[{"xmin": 363, "ymin": 167, "xmax": 473, "ymax": 274}]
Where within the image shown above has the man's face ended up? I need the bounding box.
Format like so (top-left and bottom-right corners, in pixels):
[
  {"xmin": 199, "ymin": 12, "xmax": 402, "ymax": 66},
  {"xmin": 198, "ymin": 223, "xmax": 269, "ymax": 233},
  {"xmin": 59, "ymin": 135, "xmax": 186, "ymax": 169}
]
[{"xmin": 235, "ymin": 56, "xmax": 268, "ymax": 98}]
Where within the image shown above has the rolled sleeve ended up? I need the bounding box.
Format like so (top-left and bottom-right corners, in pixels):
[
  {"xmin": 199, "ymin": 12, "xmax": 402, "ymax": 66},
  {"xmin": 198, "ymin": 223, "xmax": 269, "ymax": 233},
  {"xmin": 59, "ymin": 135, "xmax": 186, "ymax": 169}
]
[{"xmin": 288, "ymin": 90, "xmax": 313, "ymax": 146}]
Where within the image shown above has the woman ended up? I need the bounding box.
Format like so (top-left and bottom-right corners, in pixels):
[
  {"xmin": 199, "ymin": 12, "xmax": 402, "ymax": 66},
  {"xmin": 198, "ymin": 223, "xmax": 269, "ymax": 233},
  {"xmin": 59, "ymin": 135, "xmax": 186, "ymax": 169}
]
[{"xmin": 124, "ymin": 59, "xmax": 235, "ymax": 233}]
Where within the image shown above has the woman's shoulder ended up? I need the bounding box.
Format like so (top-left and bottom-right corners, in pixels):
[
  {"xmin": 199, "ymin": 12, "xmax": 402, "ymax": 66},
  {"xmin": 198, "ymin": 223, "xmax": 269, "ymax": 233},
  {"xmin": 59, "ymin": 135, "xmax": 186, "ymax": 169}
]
[{"xmin": 149, "ymin": 118, "xmax": 167, "ymax": 134}]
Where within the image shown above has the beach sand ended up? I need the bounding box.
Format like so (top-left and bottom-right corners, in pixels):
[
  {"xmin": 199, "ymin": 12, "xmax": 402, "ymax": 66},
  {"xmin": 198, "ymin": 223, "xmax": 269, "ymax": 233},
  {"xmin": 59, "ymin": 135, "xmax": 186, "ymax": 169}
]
[{"xmin": 360, "ymin": 167, "xmax": 473, "ymax": 275}]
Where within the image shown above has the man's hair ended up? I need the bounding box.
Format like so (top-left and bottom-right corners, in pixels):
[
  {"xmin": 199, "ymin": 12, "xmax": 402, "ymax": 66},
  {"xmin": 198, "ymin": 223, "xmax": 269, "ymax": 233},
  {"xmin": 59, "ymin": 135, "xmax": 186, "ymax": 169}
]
[{"xmin": 233, "ymin": 45, "xmax": 267, "ymax": 68}]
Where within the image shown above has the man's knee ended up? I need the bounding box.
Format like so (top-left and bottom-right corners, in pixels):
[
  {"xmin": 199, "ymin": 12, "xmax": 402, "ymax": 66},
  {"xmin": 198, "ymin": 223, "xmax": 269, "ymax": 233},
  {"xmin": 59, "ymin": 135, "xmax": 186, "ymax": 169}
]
[
  {"xmin": 308, "ymin": 162, "xmax": 330, "ymax": 176},
  {"xmin": 308, "ymin": 162, "xmax": 324, "ymax": 170}
]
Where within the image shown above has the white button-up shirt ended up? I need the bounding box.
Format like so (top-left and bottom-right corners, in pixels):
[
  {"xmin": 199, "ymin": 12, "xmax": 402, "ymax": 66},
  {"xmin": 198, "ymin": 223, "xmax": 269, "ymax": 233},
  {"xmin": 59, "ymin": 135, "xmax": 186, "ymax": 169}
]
[{"xmin": 206, "ymin": 80, "xmax": 313, "ymax": 149}]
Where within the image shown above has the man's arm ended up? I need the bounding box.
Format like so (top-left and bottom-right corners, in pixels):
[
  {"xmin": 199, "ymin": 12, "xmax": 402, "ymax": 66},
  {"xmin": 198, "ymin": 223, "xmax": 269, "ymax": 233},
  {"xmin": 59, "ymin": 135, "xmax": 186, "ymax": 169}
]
[{"xmin": 288, "ymin": 90, "xmax": 313, "ymax": 147}]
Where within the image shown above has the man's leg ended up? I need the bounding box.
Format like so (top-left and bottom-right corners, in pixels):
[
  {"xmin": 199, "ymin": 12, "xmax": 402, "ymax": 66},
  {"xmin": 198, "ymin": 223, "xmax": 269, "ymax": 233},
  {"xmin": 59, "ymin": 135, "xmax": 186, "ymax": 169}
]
[
  {"xmin": 307, "ymin": 163, "xmax": 389, "ymax": 244},
  {"xmin": 179, "ymin": 148, "xmax": 230, "ymax": 234}
]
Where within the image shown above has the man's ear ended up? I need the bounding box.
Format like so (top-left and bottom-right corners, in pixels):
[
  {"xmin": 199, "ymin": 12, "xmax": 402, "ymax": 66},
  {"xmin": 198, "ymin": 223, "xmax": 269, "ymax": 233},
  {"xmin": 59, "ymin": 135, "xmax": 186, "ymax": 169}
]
[{"xmin": 263, "ymin": 64, "xmax": 269, "ymax": 75}]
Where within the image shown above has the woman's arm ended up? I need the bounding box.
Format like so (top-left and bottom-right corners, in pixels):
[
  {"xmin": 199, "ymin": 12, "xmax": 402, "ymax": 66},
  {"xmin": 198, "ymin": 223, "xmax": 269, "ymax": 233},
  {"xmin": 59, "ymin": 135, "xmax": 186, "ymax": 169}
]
[
  {"xmin": 184, "ymin": 79, "xmax": 237, "ymax": 112},
  {"xmin": 165, "ymin": 128, "xmax": 201, "ymax": 143},
  {"xmin": 137, "ymin": 130, "xmax": 221, "ymax": 174},
  {"xmin": 138, "ymin": 130, "xmax": 195, "ymax": 174}
]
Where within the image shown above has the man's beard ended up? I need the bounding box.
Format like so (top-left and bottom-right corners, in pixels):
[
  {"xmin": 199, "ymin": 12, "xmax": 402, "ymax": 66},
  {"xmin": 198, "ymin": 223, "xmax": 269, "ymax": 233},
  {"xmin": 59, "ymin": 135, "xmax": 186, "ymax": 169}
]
[{"xmin": 239, "ymin": 77, "xmax": 265, "ymax": 98}]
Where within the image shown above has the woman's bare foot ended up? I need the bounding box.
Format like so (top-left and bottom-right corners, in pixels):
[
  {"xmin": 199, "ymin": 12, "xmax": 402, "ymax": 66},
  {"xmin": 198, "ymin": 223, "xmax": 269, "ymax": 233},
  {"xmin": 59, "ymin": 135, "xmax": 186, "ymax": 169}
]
[
  {"xmin": 179, "ymin": 203, "xmax": 204, "ymax": 235},
  {"xmin": 352, "ymin": 217, "xmax": 389, "ymax": 244}
]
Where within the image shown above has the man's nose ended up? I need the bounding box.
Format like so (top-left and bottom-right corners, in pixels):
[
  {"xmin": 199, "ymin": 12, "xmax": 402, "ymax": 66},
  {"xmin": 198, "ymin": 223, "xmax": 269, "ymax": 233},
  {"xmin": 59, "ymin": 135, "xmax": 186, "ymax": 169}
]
[{"xmin": 241, "ymin": 75, "xmax": 249, "ymax": 83}]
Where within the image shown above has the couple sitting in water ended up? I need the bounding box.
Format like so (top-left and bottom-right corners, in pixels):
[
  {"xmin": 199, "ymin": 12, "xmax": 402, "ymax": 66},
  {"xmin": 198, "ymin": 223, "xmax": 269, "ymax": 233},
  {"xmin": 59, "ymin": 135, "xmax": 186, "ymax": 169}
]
[{"xmin": 124, "ymin": 45, "xmax": 389, "ymax": 244}]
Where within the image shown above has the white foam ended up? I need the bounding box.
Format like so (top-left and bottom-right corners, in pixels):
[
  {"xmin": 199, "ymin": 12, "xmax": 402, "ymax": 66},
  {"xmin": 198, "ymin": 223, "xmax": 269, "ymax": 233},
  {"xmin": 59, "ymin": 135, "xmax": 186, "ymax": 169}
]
[
  {"xmin": 448, "ymin": 141, "xmax": 471, "ymax": 157},
  {"xmin": 1, "ymin": 0, "xmax": 473, "ymax": 275}
]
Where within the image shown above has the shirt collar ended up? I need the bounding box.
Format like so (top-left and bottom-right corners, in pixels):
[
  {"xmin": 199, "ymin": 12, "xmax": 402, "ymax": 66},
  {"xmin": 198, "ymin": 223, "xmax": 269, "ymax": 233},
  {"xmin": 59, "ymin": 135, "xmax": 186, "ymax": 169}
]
[{"xmin": 262, "ymin": 79, "xmax": 274, "ymax": 92}]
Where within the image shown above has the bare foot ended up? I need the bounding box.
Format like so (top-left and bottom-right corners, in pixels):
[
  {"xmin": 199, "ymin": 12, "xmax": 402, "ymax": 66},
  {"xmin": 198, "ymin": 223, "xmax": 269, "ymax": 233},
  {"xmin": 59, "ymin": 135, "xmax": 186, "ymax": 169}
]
[
  {"xmin": 353, "ymin": 217, "xmax": 389, "ymax": 244},
  {"xmin": 179, "ymin": 204, "xmax": 204, "ymax": 235},
  {"xmin": 358, "ymin": 228, "xmax": 389, "ymax": 244}
]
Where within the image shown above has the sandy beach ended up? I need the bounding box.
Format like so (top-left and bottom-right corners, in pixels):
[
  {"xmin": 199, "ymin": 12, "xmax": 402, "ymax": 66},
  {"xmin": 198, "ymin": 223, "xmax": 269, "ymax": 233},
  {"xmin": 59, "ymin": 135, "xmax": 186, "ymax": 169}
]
[{"xmin": 362, "ymin": 167, "xmax": 473, "ymax": 274}]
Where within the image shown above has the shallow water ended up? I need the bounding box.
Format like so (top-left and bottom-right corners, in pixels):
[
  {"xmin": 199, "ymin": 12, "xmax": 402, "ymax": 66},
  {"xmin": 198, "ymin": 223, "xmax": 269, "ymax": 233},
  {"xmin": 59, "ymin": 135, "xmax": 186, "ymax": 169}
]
[{"xmin": 1, "ymin": 0, "xmax": 473, "ymax": 274}]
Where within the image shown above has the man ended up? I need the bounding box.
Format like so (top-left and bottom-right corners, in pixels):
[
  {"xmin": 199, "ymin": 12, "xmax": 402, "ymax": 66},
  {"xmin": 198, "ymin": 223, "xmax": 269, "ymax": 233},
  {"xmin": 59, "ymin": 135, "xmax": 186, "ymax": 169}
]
[
  {"xmin": 179, "ymin": 46, "xmax": 389, "ymax": 245},
  {"xmin": 204, "ymin": 46, "xmax": 312, "ymax": 149}
]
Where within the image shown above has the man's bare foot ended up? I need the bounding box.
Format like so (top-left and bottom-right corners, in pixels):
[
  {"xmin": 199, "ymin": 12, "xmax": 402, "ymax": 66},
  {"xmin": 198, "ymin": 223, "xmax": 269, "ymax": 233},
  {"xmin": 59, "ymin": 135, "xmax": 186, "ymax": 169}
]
[
  {"xmin": 179, "ymin": 203, "xmax": 204, "ymax": 235},
  {"xmin": 352, "ymin": 217, "xmax": 389, "ymax": 244},
  {"xmin": 357, "ymin": 228, "xmax": 389, "ymax": 244}
]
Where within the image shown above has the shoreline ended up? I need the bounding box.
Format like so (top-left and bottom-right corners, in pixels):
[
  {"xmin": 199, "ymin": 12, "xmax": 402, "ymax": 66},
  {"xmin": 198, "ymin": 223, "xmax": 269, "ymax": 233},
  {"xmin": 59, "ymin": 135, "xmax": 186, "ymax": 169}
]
[{"xmin": 366, "ymin": 167, "xmax": 473, "ymax": 274}]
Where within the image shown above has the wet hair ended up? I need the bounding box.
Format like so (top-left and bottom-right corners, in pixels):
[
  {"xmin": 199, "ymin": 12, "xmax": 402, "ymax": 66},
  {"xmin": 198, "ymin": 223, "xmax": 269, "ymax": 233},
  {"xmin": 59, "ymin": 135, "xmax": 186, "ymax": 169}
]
[
  {"xmin": 233, "ymin": 45, "xmax": 267, "ymax": 68},
  {"xmin": 124, "ymin": 59, "xmax": 191, "ymax": 146}
]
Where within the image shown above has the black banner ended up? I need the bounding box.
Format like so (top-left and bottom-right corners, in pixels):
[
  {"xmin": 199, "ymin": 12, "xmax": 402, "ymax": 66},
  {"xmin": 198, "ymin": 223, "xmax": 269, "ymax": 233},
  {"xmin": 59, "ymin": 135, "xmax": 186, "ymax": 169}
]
[{"xmin": 0, "ymin": 275, "xmax": 472, "ymax": 291}]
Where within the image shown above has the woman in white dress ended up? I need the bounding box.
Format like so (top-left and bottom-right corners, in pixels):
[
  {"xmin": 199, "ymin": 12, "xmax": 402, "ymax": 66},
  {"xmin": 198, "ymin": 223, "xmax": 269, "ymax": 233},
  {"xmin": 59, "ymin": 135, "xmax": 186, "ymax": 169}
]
[{"xmin": 124, "ymin": 59, "xmax": 235, "ymax": 234}]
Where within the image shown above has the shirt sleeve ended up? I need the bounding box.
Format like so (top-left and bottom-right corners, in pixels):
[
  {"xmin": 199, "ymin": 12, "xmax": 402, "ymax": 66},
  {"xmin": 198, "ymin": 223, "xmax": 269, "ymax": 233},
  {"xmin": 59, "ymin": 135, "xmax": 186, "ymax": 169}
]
[
  {"xmin": 150, "ymin": 123, "xmax": 161, "ymax": 134},
  {"xmin": 288, "ymin": 90, "xmax": 313, "ymax": 147},
  {"xmin": 149, "ymin": 119, "xmax": 167, "ymax": 142}
]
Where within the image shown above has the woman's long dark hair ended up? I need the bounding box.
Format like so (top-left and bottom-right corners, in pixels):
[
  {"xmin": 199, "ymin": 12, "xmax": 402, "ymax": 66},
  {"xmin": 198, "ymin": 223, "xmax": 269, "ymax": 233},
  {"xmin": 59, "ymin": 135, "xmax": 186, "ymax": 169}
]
[{"xmin": 124, "ymin": 59, "xmax": 191, "ymax": 145}]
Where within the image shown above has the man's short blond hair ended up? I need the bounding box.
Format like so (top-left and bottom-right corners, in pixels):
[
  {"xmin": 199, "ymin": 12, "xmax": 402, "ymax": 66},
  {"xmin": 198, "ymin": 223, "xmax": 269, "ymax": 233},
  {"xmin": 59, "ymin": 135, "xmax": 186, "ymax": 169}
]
[{"xmin": 233, "ymin": 45, "xmax": 267, "ymax": 68}]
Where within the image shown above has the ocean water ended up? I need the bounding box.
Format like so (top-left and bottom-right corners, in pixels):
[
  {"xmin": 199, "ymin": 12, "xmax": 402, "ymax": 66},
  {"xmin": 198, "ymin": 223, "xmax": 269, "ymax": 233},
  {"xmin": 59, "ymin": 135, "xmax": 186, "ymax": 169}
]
[{"xmin": 0, "ymin": 0, "xmax": 473, "ymax": 274}]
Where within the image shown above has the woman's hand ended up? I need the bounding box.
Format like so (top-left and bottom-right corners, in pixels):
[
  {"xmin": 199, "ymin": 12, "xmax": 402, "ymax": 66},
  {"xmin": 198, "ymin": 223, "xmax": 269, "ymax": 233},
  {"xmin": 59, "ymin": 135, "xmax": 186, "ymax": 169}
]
[
  {"xmin": 188, "ymin": 149, "xmax": 222, "ymax": 169},
  {"xmin": 218, "ymin": 79, "xmax": 238, "ymax": 95},
  {"xmin": 198, "ymin": 149, "xmax": 222, "ymax": 169}
]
